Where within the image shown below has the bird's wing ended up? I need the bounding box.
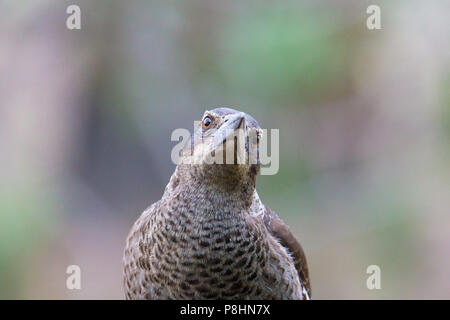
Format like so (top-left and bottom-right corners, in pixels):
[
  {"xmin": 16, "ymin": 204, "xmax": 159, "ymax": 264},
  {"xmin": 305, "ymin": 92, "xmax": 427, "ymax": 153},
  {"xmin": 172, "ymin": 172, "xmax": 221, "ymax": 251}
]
[
  {"xmin": 123, "ymin": 200, "xmax": 160, "ymax": 299},
  {"xmin": 263, "ymin": 206, "xmax": 311, "ymax": 299}
]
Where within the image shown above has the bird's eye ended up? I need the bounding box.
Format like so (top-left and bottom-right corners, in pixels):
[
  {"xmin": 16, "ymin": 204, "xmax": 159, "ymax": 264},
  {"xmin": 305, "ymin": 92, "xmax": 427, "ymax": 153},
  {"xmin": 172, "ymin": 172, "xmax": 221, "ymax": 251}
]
[{"xmin": 202, "ymin": 116, "xmax": 212, "ymax": 129}]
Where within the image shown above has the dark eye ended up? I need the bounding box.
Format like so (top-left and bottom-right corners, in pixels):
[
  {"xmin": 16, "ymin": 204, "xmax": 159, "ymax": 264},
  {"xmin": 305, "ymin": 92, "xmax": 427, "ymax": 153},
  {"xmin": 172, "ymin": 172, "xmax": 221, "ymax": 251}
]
[{"xmin": 202, "ymin": 116, "xmax": 212, "ymax": 129}]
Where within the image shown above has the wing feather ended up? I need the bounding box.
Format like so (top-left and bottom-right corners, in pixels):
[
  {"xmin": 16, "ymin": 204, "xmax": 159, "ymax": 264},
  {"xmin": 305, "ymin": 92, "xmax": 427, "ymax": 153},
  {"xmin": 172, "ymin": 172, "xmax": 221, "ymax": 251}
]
[{"xmin": 263, "ymin": 207, "xmax": 311, "ymax": 298}]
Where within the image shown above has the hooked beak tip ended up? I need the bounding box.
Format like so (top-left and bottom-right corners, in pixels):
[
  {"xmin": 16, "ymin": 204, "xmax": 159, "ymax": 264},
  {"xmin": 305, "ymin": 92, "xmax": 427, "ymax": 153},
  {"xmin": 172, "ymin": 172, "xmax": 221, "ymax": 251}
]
[{"xmin": 227, "ymin": 112, "xmax": 246, "ymax": 130}]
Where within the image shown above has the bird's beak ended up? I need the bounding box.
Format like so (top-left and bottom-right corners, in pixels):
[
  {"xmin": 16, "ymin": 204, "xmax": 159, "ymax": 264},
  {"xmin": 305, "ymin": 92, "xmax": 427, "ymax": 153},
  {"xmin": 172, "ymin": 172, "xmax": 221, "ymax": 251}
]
[{"xmin": 212, "ymin": 112, "xmax": 246, "ymax": 150}]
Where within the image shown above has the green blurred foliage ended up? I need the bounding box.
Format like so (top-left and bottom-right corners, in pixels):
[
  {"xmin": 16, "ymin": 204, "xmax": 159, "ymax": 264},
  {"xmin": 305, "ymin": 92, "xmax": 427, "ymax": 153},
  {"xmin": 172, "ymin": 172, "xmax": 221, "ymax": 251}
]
[
  {"xmin": 218, "ymin": 7, "xmax": 350, "ymax": 105},
  {"xmin": 0, "ymin": 185, "xmax": 56, "ymax": 298}
]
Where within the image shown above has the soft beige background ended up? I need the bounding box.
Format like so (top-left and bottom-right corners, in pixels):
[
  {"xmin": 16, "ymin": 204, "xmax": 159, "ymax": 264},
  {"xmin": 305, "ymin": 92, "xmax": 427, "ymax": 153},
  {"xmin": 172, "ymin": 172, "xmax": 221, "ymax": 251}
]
[{"xmin": 0, "ymin": 0, "xmax": 449, "ymax": 299}]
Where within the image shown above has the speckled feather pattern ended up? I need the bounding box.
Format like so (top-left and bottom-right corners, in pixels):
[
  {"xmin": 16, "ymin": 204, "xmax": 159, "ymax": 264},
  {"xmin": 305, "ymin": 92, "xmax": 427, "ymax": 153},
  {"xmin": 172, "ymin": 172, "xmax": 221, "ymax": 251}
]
[
  {"xmin": 124, "ymin": 166, "xmax": 307, "ymax": 299},
  {"xmin": 123, "ymin": 108, "xmax": 310, "ymax": 300}
]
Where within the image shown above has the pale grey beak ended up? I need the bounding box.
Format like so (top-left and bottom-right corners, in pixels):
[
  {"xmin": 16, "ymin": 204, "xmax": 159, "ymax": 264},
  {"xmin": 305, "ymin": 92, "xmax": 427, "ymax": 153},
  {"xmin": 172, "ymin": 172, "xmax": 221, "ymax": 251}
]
[{"xmin": 212, "ymin": 112, "xmax": 246, "ymax": 149}]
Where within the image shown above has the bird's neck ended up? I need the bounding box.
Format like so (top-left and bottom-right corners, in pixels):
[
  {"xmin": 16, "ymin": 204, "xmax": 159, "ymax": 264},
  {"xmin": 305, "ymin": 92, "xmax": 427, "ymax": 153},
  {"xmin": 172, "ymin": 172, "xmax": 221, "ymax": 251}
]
[{"xmin": 162, "ymin": 165, "xmax": 257, "ymax": 213}]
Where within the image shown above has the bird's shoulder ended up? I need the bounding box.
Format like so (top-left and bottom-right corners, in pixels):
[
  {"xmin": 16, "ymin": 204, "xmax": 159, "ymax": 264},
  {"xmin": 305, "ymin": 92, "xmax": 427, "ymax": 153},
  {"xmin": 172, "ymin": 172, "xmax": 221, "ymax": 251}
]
[
  {"xmin": 123, "ymin": 200, "xmax": 162, "ymax": 299},
  {"xmin": 247, "ymin": 194, "xmax": 311, "ymax": 299},
  {"xmin": 125, "ymin": 200, "xmax": 161, "ymax": 251}
]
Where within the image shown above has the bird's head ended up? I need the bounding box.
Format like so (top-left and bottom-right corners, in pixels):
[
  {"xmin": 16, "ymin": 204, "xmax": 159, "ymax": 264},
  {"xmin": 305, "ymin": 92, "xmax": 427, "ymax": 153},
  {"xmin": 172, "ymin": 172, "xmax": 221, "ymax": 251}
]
[{"xmin": 178, "ymin": 107, "xmax": 263, "ymax": 190}]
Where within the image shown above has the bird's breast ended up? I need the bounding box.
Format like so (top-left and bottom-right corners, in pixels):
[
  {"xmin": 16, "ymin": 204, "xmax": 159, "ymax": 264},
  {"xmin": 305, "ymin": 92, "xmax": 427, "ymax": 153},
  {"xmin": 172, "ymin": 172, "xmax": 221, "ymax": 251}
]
[{"xmin": 147, "ymin": 207, "xmax": 268, "ymax": 299}]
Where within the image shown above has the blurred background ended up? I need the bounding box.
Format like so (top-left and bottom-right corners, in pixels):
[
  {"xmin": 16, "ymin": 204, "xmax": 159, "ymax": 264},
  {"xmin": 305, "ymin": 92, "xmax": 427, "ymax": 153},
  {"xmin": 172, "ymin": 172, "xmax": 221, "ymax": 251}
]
[{"xmin": 0, "ymin": 0, "xmax": 449, "ymax": 299}]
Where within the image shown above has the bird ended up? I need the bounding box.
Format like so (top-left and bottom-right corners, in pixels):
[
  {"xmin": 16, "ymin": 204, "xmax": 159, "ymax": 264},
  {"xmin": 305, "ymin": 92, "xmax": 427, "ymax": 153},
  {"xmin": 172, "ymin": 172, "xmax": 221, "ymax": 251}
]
[{"xmin": 123, "ymin": 107, "xmax": 311, "ymax": 299}]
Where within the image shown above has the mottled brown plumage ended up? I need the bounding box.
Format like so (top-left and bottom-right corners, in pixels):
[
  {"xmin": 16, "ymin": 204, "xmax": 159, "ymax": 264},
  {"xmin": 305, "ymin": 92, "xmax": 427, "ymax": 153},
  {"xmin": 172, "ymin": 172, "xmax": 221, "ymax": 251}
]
[{"xmin": 123, "ymin": 107, "xmax": 311, "ymax": 299}]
